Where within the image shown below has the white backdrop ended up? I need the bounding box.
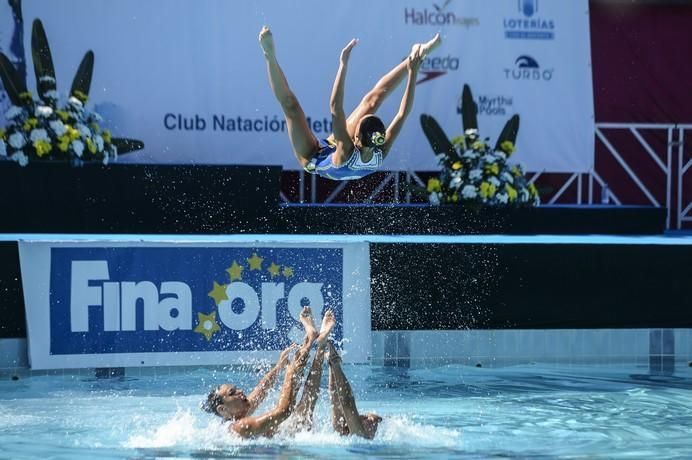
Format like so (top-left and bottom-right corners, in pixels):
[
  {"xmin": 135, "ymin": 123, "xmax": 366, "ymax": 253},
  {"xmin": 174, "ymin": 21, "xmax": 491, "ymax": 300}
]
[{"xmin": 17, "ymin": 0, "xmax": 594, "ymax": 172}]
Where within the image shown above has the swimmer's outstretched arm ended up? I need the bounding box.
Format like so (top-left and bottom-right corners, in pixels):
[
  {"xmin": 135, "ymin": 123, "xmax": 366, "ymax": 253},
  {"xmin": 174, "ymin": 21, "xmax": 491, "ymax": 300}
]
[
  {"xmin": 231, "ymin": 307, "xmax": 317, "ymax": 438},
  {"xmin": 329, "ymin": 39, "xmax": 358, "ymax": 165},
  {"xmin": 381, "ymin": 45, "xmax": 423, "ymax": 159},
  {"xmin": 245, "ymin": 343, "xmax": 297, "ymax": 416}
]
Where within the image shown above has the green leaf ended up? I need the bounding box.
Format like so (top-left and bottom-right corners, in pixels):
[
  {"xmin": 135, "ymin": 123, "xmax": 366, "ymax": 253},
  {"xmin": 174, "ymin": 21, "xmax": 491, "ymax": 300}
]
[
  {"xmin": 420, "ymin": 114, "xmax": 460, "ymax": 162},
  {"xmin": 111, "ymin": 138, "xmax": 145, "ymax": 155},
  {"xmin": 494, "ymin": 114, "xmax": 520, "ymax": 150},
  {"xmin": 70, "ymin": 51, "xmax": 94, "ymax": 101},
  {"xmin": 0, "ymin": 52, "xmax": 27, "ymax": 106},
  {"xmin": 31, "ymin": 19, "xmax": 57, "ymax": 102},
  {"xmin": 460, "ymin": 84, "xmax": 478, "ymax": 133}
]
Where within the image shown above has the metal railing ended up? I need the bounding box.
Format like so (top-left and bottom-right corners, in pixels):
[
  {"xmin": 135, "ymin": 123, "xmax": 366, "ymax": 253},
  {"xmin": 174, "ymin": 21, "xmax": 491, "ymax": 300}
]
[{"xmin": 281, "ymin": 123, "xmax": 691, "ymax": 229}]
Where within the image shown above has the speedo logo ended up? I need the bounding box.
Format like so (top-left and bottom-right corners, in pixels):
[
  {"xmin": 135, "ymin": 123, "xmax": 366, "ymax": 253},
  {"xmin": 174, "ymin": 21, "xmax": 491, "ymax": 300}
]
[{"xmin": 416, "ymin": 55, "xmax": 460, "ymax": 85}]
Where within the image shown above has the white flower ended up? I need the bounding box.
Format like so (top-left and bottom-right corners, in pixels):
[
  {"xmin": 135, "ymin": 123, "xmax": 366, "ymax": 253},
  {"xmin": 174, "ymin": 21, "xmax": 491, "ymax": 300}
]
[
  {"xmin": 36, "ymin": 105, "xmax": 53, "ymax": 117},
  {"xmin": 495, "ymin": 151, "xmax": 507, "ymax": 161},
  {"xmin": 111, "ymin": 144, "xmax": 118, "ymax": 159},
  {"xmin": 464, "ymin": 128, "xmax": 478, "ymax": 136},
  {"xmin": 72, "ymin": 139, "xmax": 84, "ymax": 157},
  {"xmin": 462, "ymin": 150, "xmax": 478, "ymax": 159},
  {"xmin": 488, "ymin": 176, "xmax": 501, "ymax": 187},
  {"xmin": 49, "ymin": 120, "xmax": 67, "ymax": 136},
  {"xmin": 94, "ymin": 135, "xmax": 104, "ymax": 151},
  {"xmin": 11, "ymin": 151, "xmax": 28, "ymax": 166},
  {"xmin": 520, "ymin": 189, "xmax": 530, "ymax": 202},
  {"xmin": 68, "ymin": 96, "xmax": 83, "ymax": 107},
  {"xmin": 462, "ymin": 185, "xmax": 477, "ymax": 199},
  {"xmin": 450, "ymin": 176, "xmax": 463, "ymax": 188},
  {"xmin": 30, "ymin": 129, "xmax": 49, "ymax": 143},
  {"xmin": 483, "ymin": 153, "xmax": 497, "ymax": 163},
  {"xmin": 42, "ymin": 90, "xmax": 59, "ymax": 100},
  {"xmin": 75, "ymin": 123, "xmax": 91, "ymax": 138},
  {"xmin": 5, "ymin": 106, "xmax": 23, "ymax": 120},
  {"xmin": 429, "ymin": 192, "xmax": 440, "ymax": 205},
  {"xmin": 0, "ymin": 140, "xmax": 6, "ymax": 157},
  {"xmin": 39, "ymin": 76, "xmax": 56, "ymax": 83},
  {"xmin": 91, "ymin": 111, "xmax": 103, "ymax": 122},
  {"xmin": 8, "ymin": 132, "xmax": 26, "ymax": 149},
  {"xmin": 502, "ymin": 172, "xmax": 514, "ymax": 184},
  {"xmin": 496, "ymin": 193, "xmax": 509, "ymax": 204},
  {"xmin": 469, "ymin": 169, "xmax": 483, "ymax": 181},
  {"xmin": 102, "ymin": 154, "xmax": 110, "ymax": 166}
]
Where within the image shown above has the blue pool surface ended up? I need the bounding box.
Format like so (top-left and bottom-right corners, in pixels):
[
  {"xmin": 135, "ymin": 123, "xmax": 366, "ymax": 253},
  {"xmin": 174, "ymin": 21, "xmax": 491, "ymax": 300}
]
[{"xmin": 1, "ymin": 364, "xmax": 691, "ymax": 459}]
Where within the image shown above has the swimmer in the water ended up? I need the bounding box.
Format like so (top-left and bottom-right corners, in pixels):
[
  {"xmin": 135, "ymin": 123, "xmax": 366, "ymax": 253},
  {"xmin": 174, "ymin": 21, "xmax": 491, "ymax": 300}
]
[
  {"xmin": 259, "ymin": 26, "xmax": 441, "ymax": 181},
  {"xmin": 202, "ymin": 306, "xmax": 318, "ymax": 438}
]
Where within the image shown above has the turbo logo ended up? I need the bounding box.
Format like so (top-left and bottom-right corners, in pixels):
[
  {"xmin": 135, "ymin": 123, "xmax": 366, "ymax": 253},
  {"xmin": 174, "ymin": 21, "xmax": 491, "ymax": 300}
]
[{"xmin": 504, "ymin": 55, "xmax": 554, "ymax": 81}]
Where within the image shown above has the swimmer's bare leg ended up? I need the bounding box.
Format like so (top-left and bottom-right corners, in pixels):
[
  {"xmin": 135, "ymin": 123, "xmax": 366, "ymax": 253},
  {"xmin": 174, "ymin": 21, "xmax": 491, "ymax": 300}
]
[
  {"xmin": 328, "ymin": 359, "xmax": 350, "ymax": 435},
  {"xmin": 345, "ymin": 33, "xmax": 442, "ymax": 136},
  {"xmin": 294, "ymin": 310, "xmax": 336, "ymax": 430},
  {"xmin": 259, "ymin": 26, "xmax": 319, "ymax": 168},
  {"xmin": 327, "ymin": 341, "xmax": 382, "ymax": 439},
  {"xmin": 287, "ymin": 306, "xmax": 319, "ymax": 403}
]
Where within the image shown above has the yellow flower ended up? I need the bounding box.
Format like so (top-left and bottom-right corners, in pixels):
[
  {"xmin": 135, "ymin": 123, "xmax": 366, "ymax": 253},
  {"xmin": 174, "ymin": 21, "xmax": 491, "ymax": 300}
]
[
  {"xmin": 479, "ymin": 182, "xmax": 497, "ymax": 199},
  {"xmin": 451, "ymin": 135, "xmax": 465, "ymax": 147},
  {"xmin": 505, "ymin": 184, "xmax": 518, "ymax": 201},
  {"xmin": 73, "ymin": 90, "xmax": 89, "ymax": 103},
  {"xmin": 19, "ymin": 91, "xmax": 33, "ymax": 103},
  {"xmin": 529, "ymin": 182, "xmax": 538, "ymax": 196},
  {"xmin": 0, "ymin": 129, "xmax": 5, "ymax": 140},
  {"xmin": 66, "ymin": 125, "xmax": 80, "ymax": 140},
  {"xmin": 472, "ymin": 141, "xmax": 484, "ymax": 150},
  {"xmin": 500, "ymin": 141, "xmax": 516, "ymax": 155},
  {"xmin": 452, "ymin": 161, "xmax": 463, "ymax": 170},
  {"xmin": 484, "ymin": 163, "xmax": 499, "ymax": 175},
  {"xmin": 511, "ymin": 165, "xmax": 522, "ymax": 177},
  {"xmin": 56, "ymin": 110, "xmax": 69, "ymax": 122},
  {"xmin": 86, "ymin": 137, "xmax": 97, "ymax": 154},
  {"xmin": 427, "ymin": 177, "xmax": 441, "ymax": 193},
  {"xmin": 34, "ymin": 139, "xmax": 52, "ymax": 157},
  {"xmin": 102, "ymin": 130, "xmax": 112, "ymax": 143},
  {"xmin": 89, "ymin": 122, "xmax": 101, "ymax": 133},
  {"xmin": 451, "ymin": 193, "xmax": 459, "ymax": 203},
  {"xmin": 23, "ymin": 118, "xmax": 38, "ymax": 131},
  {"xmin": 57, "ymin": 135, "xmax": 70, "ymax": 152}
]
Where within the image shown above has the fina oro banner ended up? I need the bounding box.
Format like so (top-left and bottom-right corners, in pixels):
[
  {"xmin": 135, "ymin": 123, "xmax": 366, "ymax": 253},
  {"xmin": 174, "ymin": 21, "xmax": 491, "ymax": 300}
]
[
  {"xmin": 11, "ymin": 0, "xmax": 594, "ymax": 173},
  {"xmin": 19, "ymin": 241, "xmax": 371, "ymax": 369}
]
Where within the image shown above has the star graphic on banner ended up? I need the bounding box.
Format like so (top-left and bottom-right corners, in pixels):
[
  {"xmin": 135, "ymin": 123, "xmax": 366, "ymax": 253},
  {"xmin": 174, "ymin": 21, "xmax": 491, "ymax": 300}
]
[
  {"xmin": 267, "ymin": 262, "xmax": 281, "ymax": 278},
  {"xmin": 208, "ymin": 281, "xmax": 228, "ymax": 305},
  {"xmin": 282, "ymin": 266, "xmax": 294, "ymax": 278},
  {"xmin": 248, "ymin": 253, "xmax": 264, "ymax": 271},
  {"xmin": 194, "ymin": 311, "xmax": 221, "ymax": 341},
  {"xmin": 226, "ymin": 261, "xmax": 244, "ymax": 282}
]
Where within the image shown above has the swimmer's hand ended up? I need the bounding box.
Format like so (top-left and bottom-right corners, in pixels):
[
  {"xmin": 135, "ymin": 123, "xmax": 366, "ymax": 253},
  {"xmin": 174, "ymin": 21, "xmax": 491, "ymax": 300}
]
[
  {"xmin": 408, "ymin": 44, "xmax": 423, "ymax": 73},
  {"xmin": 340, "ymin": 38, "xmax": 358, "ymax": 63}
]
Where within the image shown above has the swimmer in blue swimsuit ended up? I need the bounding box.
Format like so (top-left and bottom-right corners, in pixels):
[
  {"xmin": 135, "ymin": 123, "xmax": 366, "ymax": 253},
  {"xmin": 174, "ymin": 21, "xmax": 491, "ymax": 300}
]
[{"xmin": 259, "ymin": 26, "xmax": 441, "ymax": 180}]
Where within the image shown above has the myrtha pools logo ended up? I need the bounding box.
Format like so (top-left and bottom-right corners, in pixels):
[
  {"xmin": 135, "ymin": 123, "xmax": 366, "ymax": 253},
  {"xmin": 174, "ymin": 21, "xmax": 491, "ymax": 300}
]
[
  {"xmin": 504, "ymin": 55, "xmax": 554, "ymax": 81},
  {"xmin": 503, "ymin": 0, "xmax": 555, "ymax": 40},
  {"xmin": 49, "ymin": 247, "xmax": 343, "ymax": 355}
]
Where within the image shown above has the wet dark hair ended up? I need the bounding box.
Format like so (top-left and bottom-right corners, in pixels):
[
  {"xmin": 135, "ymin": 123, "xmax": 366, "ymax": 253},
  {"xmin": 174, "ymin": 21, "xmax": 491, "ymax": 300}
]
[
  {"xmin": 359, "ymin": 115, "xmax": 386, "ymax": 148},
  {"xmin": 201, "ymin": 384, "xmax": 239, "ymax": 416}
]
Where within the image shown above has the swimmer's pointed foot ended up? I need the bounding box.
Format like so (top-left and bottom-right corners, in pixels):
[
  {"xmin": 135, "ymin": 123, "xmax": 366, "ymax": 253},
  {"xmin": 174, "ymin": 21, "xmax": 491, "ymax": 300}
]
[
  {"xmin": 419, "ymin": 32, "xmax": 442, "ymax": 58},
  {"xmin": 317, "ymin": 309, "xmax": 336, "ymax": 347},
  {"xmin": 360, "ymin": 413, "xmax": 382, "ymax": 440},
  {"xmin": 299, "ymin": 306, "xmax": 319, "ymax": 344},
  {"xmin": 259, "ymin": 26, "xmax": 275, "ymax": 56}
]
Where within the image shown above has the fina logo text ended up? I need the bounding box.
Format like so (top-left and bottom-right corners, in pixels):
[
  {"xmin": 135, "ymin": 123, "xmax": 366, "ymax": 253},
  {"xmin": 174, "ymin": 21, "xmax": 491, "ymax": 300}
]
[
  {"xmin": 69, "ymin": 260, "xmax": 324, "ymax": 338},
  {"xmin": 404, "ymin": 1, "xmax": 479, "ymax": 27},
  {"xmin": 504, "ymin": 0, "xmax": 555, "ymax": 40},
  {"xmin": 504, "ymin": 55, "xmax": 554, "ymax": 81}
]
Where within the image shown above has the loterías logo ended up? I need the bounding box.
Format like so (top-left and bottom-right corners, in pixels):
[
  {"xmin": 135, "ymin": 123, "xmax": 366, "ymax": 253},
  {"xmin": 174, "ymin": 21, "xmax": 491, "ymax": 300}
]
[
  {"xmin": 49, "ymin": 247, "xmax": 343, "ymax": 355},
  {"xmin": 503, "ymin": 0, "xmax": 555, "ymax": 40}
]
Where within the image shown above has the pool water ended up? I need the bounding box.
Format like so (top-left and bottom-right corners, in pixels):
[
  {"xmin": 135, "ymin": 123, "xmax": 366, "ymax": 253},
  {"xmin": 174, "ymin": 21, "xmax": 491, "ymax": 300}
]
[{"xmin": 1, "ymin": 364, "xmax": 691, "ymax": 459}]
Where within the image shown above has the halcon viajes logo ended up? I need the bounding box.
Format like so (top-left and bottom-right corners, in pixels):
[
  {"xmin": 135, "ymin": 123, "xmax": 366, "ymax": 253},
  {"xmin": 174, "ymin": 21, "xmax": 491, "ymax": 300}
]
[
  {"xmin": 504, "ymin": 55, "xmax": 554, "ymax": 81},
  {"xmin": 404, "ymin": 0, "xmax": 479, "ymax": 27},
  {"xmin": 504, "ymin": 0, "xmax": 555, "ymax": 40}
]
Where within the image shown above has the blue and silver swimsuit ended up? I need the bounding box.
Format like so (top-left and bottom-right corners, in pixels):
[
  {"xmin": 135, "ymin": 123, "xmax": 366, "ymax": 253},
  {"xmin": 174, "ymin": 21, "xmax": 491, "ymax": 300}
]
[{"xmin": 304, "ymin": 138, "xmax": 383, "ymax": 181}]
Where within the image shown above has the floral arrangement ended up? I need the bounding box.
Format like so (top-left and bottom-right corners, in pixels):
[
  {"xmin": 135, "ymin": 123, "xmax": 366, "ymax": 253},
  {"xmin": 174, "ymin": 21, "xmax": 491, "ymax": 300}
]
[
  {"xmin": 0, "ymin": 19, "xmax": 142, "ymax": 166},
  {"xmin": 420, "ymin": 84, "xmax": 540, "ymax": 207}
]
